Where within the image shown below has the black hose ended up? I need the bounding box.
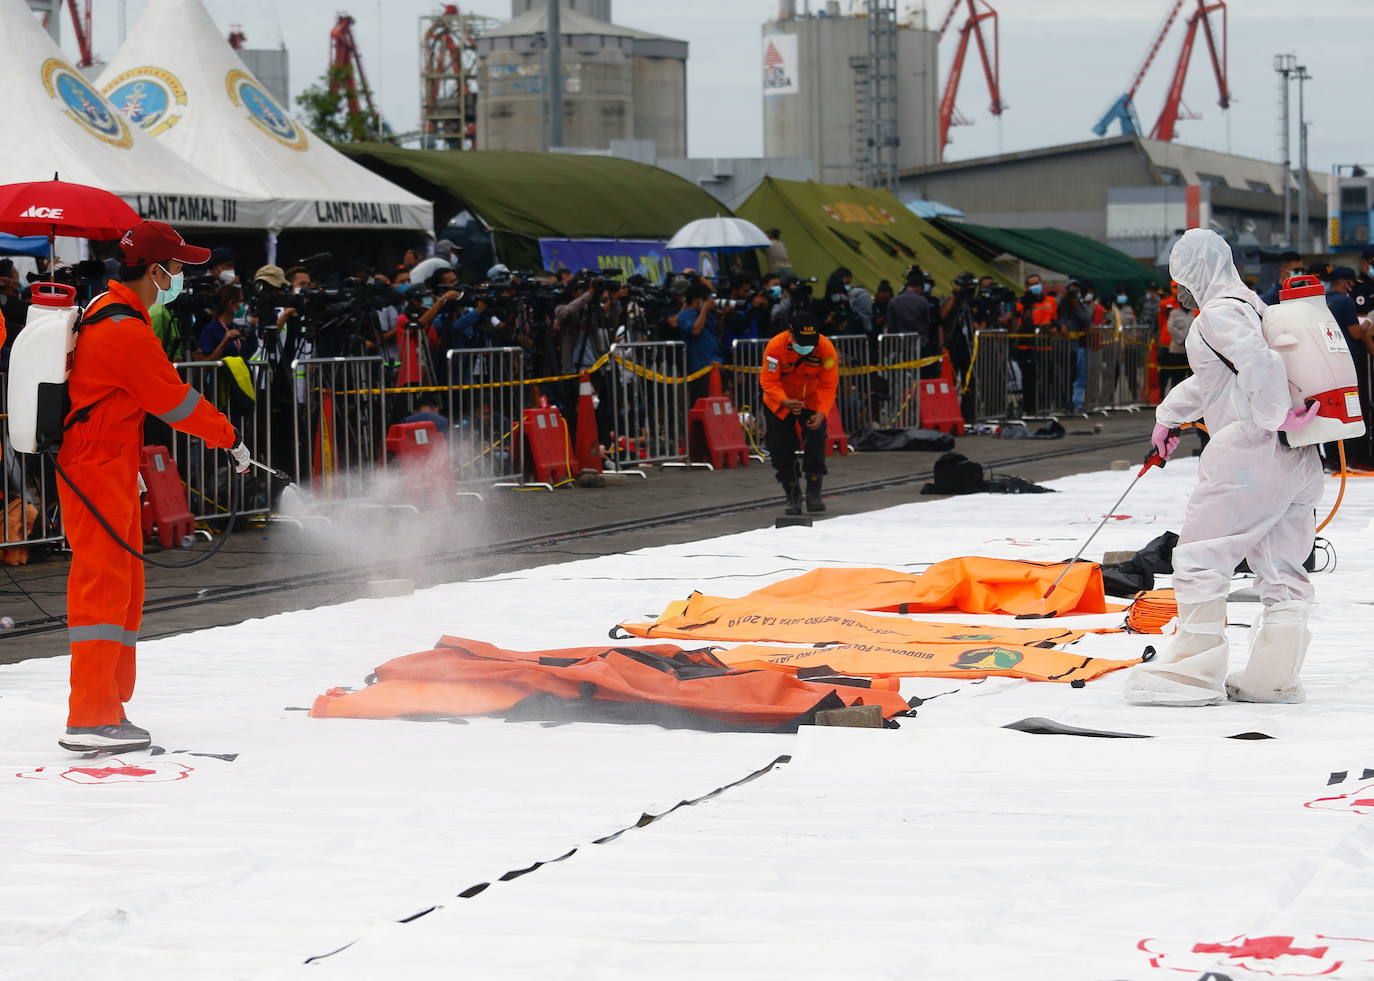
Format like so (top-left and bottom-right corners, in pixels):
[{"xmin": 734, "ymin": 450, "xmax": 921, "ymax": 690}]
[{"xmin": 49, "ymin": 450, "xmax": 238, "ymax": 570}]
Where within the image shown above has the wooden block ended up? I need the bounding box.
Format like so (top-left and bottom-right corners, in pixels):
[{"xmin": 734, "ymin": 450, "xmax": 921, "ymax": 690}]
[{"xmin": 813, "ymin": 705, "xmax": 885, "ymax": 728}]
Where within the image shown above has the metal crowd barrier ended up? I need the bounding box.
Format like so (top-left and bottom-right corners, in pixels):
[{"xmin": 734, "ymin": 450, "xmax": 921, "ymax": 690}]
[
  {"xmin": 875, "ymin": 332, "xmax": 922, "ymax": 429},
  {"xmin": 608, "ymin": 340, "xmax": 690, "ymax": 468},
  {"xmin": 166, "ymin": 360, "xmax": 274, "ymax": 522},
  {"xmin": 830, "ymin": 334, "xmax": 870, "ymax": 436},
  {"xmin": 445, "ymin": 346, "xmax": 524, "ymax": 487},
  {"xmin": 1022, "ymin": 330, "xmax": 1076, "ymax": 417},
  {"xmin": 1116, "ymin": 326, "xmax": 1154, "ymax": 408},
  {"xmin": 290, "ymin": 356, "xmax": 388, "ymax": 495},
  {"xmin": 968, "ymin": 329, "xmax": 1011, "ymax": 421},
  {"xmin": 1082, "ymin": 328, "xmax": 1122, "ymax": 414},
  {"xmin": 0, "ymin": 373, "xmax": 61, "ymax": 549}
]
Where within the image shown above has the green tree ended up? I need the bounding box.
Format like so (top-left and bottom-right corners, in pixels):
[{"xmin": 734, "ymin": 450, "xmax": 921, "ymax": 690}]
[{"xmin": 296, "ymin": 64, "xmax": 390, "ymax": 143}]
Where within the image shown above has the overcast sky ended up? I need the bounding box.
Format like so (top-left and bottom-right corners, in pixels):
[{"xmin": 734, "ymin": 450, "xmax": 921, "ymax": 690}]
[{"xmin": 74, "ymin": 0, "xmax": 1371, "ymax": 174}]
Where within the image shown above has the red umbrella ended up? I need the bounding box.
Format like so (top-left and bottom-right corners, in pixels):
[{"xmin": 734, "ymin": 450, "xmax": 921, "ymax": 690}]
[{"xmin": 0, "ymin": 178, "xmax": 140, "ymax": 277}]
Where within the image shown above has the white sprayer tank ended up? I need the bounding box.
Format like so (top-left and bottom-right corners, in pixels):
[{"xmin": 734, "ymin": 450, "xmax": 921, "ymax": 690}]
[
  {"xmin": 1262, "ymin": 275, "xmax": 1366, "ymax": 448},
  {"xmin": 6, "ymin": 282, "xmax": 80, "ymax": 454}
]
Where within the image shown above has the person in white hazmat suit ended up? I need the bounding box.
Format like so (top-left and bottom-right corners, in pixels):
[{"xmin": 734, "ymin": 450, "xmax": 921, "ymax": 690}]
[{"xmin": 1124, "ymin": 229, "xmax": 1323, "ymax": 706}]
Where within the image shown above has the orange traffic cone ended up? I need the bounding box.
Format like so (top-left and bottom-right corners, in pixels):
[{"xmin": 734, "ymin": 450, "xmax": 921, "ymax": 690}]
[
  {"xmin": 574, "ymin": 370, "xmax": 603, "ymax": 473},
  {"xmin": 708, "ymin": 363, "xmax": 724, "ymax": 399}
]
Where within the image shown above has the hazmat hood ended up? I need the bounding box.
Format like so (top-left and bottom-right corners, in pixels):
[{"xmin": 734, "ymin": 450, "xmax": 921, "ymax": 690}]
[
  {"xmin": 0, "ymin": 0, "xmax": 268, "ymax": 230},
  {"xmin": 97, "ymin": 0, "xmax": 432, "ymax": 233}
]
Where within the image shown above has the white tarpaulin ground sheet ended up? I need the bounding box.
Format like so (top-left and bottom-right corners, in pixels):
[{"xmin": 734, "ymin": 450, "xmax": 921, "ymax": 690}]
[{"xmin": 3, "ymin": 456, "xmax": 1373, "ymax": 979}]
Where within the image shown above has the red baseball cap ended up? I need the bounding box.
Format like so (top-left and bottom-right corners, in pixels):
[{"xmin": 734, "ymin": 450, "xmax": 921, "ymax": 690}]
[{"xmin": 118, "ymin": 220, "xmax": 211, "ymax": 266}]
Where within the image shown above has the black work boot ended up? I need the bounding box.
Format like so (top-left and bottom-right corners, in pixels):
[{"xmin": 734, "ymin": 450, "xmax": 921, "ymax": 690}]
[
  {"xmin": 805, "ymin": 475, "xmax": 826, "ymax": 513},
  {"xmin": 783, "ymin": 482, "xmax": 803, "ymax": 516}
]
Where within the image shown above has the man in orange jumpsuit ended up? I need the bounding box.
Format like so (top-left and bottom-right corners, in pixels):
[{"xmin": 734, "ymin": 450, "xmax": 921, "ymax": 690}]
[
  {"xmin": 759, "ymin": 313, "xmax": 838, "ymax": 515},
  {"xmin": 58, "ymin": 221, "xmax": 249, "ymax": 753}
]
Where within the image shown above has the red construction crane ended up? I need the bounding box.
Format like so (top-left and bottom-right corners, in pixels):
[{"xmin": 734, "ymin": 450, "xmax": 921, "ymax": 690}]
[
  {"xmin": 421, "ymin": 4, "xmax": 482, "ymax": 150},
  {"xmin": 1092, "ymin": 0, "xmax": 1228, "ymax": 142},
  {"xmin": 936, "ymin": 0, "xmax": 1003, "ymax": 160},
  {"xmin": 329, "ymin": 13, "xmax": 383, "ymax": 139},
  {"xmin": 65, "ymin": 0, "xmax": 95, "ymax": 67},
  {"xmin": 1151, "ymin": 0, "xmax": 1228, "ymax": 141}
]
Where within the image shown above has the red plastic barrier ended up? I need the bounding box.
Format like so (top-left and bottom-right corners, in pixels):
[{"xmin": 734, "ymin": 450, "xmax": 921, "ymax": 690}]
[
  {"xmin": 139, "ymin": 445, "xmax": 195, "ymax": 549},
  {"xmin": 688, "ymin": 396, "xmax": 749, "ymax": 469},
  {"xmin": 386, "ymin": 421, "xmax": 452, "ymax": 507},
  {"xmin": 522, "ymin": 407, "xmax": 573, "ymax": 486},
  {"xmin": 919, "ymin": 371, "xmax": 965, "ymax": 436},
  {"xmin": 824, "ymin": 404, "xmax": 849, "ymax": 456}
]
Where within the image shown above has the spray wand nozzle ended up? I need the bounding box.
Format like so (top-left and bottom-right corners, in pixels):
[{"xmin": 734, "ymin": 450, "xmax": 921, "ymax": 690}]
[{"xmin": 246, "ymin": 459, "xmax": 294, "ymax": 484}]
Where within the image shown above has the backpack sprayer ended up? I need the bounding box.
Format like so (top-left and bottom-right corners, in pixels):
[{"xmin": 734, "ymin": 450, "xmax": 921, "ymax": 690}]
[
  {"xmin": 6, "ymin": 282, "xmax": 290, "ymax": 572},
  {"xmin": 1037, "ymin": 276, "xmax": 1364, "ymax": 615}
]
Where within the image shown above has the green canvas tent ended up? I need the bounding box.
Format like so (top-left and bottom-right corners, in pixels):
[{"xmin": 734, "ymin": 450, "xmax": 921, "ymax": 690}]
[
  {"xmin": 932, "ymin": 218, "xmax": 1166, "ymax": 299},
  {"xmin": 736, "ymin": 177, "xmax": 1012, "ymax": 293},
  {"xmin": 337, "ymin": 144, "xmax": 730, "ymax": 270}
]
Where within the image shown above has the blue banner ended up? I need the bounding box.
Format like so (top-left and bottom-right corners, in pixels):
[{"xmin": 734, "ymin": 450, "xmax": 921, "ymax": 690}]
[{"xmin": 538, "ymin": 238, "xmax": 720, "ymax": 284}]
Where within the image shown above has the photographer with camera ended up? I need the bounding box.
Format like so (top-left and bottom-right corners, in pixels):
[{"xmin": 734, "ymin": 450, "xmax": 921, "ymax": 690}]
[
  {"xmin": 417, "ymin": 267, "xmax": 465, "ymax": 381},
  {"xmin": 677, "ymin": 282, "xmax": 723, "ymax": 403},
  {"xmin": 888, "ymin": 269, "xmax": 935, "ymax": 365},
  {"xmin": 819, "ymin": 267, "xmax": 858, "ymax": 334},
  {"xmin": 195, "ymin": 284, "xmax": 257, "ymax": 362},
  {"xmin": 939, "ymin": 272, "xmax": 978, "ymax": 385},
  {"xmin": 555, "ymin": 273, "xmax": 618, "ymax": 445},
  {"xmin": 718, "ymin": 274, "xmax": 771, "ymax": 347},
  {"xmin": 770, "ymin": 276, "xmax": 808, "ymax": 336}
]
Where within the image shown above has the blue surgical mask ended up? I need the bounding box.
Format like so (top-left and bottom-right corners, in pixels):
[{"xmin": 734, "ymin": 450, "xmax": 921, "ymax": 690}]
[
  {"xmin": 154, "ymin": 264, "xmax": 184, "ymax": 306},
  {"xmin": 1116, "ymin": 294, "xmax": 1129, "ymax": 305},
  {"xmin": 843, "ymin": 284, "xmax": 851, "ymax": 292},
  {"xmin": 792, "ymin": 343, "xmax": 815, "ymax": 356},
  {"xmin": 1029, "ymin": 283, "xmax": 1043, "ymax": 296},
  {"xmin": 769, "ymin": 285, "xmax": 782, "ymax": 298}
]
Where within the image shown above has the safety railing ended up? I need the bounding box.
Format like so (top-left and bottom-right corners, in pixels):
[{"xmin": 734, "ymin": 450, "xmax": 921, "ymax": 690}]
[
  {"xmin": 445, "ymin": 347, "xmax": 525, "ymax": 487},
  {"xmin": 290, "ymin": 357, "xmax": 388, "ymax": 495},
  {"xmin": 0, "ymin": 374, "xmax": 62, "ymax": 550},
  {"xmin": 875, "ymin": 332, "xmax": 923, "ymax": 429},
  {"xmin": 1116, "ymin": 325, "xmax": 1154, "ymax": 408},
  {"xmin": 162, "ymin": 360, "xmax": 274, "ymax": 522},
  {"xmin": 967, "ymin": 330, "xmax": 1012, "ymax": 421},
  {"xmin": 607, "ymin": 340, "xmax": 690, "ymax": 468},
  {"xmin": 1021, "ymin": 330, "xmax": 1076, "ymax": 417},
  {"xmin": 830, "ymin": 334, "xmax": 871, "ymax": 436},
  {"xmin": 1082, "ymin": 327, "xmax": 1122, "ymax": 414}
]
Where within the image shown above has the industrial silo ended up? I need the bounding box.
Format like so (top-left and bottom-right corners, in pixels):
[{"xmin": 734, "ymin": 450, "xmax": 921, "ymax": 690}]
[{"xmin": 475, "ymin": 1, "xmax": 687, "ymax": 156}]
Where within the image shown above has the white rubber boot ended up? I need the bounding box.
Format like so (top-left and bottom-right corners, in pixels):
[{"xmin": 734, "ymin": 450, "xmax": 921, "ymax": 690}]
[
  {"xmin": 1123, "ymin": 598, "xmax": 1229, "ymax": 706},
  {"xmin": 1225, "ymin": 600, "xmax": 1309, "ymax": 704}
]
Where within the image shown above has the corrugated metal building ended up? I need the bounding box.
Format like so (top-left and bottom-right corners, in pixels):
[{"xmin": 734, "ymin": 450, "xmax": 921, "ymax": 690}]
[
  {"xmin": 901, "ymin": 135, "xmax": 1328, "ymax": 260},
  {"xmin": 475, "ymin": 1, "xmax": 687, "ymax": 157}
]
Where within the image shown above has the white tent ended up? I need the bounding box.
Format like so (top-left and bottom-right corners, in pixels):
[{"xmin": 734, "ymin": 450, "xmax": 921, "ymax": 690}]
[
  {"xmin": 0, "ymin": 0, "xmax": 269, "ymax": 230},
  {"xmin": 98, "ymin": 0, "xmax": 433, "ymax": 238}
]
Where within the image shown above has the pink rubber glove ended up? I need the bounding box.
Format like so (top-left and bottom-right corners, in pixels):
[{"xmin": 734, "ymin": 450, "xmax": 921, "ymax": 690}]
[
  {"xmin": 1151, "ymin": 423, "xmax": 1181, "ymax": 461},
  {"xmin": 1277, "ymin": 401, "xmax": 1322, "ymax": 432}
]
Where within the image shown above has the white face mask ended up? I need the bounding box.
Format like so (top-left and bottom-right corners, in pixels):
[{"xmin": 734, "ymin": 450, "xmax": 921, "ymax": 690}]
[{"xmin": 218, "ymin": 269, "xmax": 237, "ymax": 285}]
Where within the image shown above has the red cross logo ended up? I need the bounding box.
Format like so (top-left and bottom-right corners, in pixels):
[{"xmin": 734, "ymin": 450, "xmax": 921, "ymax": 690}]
[{"xmin": 1192, "ymin": 936, "xmax": 1328, "ymax": 960}]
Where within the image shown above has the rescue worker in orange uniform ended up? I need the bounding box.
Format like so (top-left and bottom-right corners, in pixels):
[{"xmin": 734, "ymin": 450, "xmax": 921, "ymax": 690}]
[
  {"xmin": 759, "ymin": 313, "xmax": 838, "ymax": 515},
  {"xmin": 58, "ymin": 221, "xmax": 250, "ymax": 753}
]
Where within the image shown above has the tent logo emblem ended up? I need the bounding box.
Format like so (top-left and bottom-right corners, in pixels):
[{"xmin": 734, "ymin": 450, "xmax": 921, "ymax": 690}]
[
  {"xmin": 41, "ymin": 58, "xmax": 132, "ymax": 149},
  {"xmin": 19, "ymin": 206, "xmax": 64, "ymax": 220},
  {"xmin": 226, "ymin": 69, "xmax": 307, "ymax": 152},
  {"xmin": 953, "ymin": 647, "xmax": 1023, "ymax": 670},
  {"xmin": 102, "ymin": 66, "xmax": 187, "ymax": 137}
]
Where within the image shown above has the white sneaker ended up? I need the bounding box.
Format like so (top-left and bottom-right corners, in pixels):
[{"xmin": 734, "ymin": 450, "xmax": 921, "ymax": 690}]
[{"xmin": 59, "ymin": 723, "xmax": 152, "ymax": 753}]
